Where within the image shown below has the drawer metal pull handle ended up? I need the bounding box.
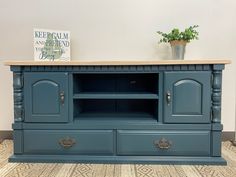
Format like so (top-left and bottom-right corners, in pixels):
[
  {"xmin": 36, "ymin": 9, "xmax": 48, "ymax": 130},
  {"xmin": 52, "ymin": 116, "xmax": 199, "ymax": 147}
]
[
  {"xmin": 60, "ymin": 91, "xmax": 65, "ymax": 105},
  {"xmin": 154, "ymin": 138, "xmax": 172, "ymax": 149},
  {"xmin": 166, "ymin": 91, "xmax": 171, "ymax": 105},
  {"xmin": 59, "ymin": 137, "xmax": 76, "ymax": 149}
]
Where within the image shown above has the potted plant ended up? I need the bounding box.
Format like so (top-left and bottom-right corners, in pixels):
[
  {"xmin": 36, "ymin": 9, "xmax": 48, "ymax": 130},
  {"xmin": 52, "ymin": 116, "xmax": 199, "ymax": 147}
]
[{"xmin": 157, "ymin": 25, "xmax": 199, "ymax": 59}]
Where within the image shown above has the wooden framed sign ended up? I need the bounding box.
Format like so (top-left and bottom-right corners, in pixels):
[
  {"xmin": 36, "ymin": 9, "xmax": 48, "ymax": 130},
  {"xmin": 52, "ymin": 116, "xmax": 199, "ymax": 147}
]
[{"xmin": 34, "ymin": 29, "xmax": 70, "ymax": 61}]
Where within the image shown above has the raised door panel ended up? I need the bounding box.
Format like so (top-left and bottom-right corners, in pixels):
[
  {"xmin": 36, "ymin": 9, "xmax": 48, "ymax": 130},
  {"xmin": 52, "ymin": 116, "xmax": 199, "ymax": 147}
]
[
  {"xmin": 173, "ymin": 79, "xmax": 202, "ymax": 115},
  {"xmin": 24, "ymin": 72, "xmax": 69, "ymax": 122},
  {"xmin": 164, "ymin": 72, "xmax": 211, "ymax": 123},
  {"xmin": 32, "ymin": 80, "xmax": 60, "ymax": 114}
]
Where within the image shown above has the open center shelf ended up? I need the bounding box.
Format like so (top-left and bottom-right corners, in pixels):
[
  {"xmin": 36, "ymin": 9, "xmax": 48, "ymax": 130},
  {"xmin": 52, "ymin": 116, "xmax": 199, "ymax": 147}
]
[
  {"xmin": 73, "ymin": 73, "xmax": 158, "ymax": 94},
  {"xmin": 73, "ymin": 73, "xmax": 159, "ymax": 122},
  {"xmin": 73, "ymin": 99, "xmax": 158, "ymax": 122}
]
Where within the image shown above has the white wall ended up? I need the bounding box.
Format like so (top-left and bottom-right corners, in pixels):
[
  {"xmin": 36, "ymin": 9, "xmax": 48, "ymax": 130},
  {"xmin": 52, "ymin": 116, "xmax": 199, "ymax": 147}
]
[{"xmin": 0, "ymin": 0, "xmax": 235, "ymax": 130}]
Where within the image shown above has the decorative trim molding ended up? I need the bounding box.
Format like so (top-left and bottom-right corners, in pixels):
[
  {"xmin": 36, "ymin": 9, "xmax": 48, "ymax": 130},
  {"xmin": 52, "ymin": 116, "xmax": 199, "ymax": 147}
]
[
  {"xmin": 11, "ymin": 64, "xmax": 212, "ymax": 72},
  {"xmin": 0, "ymin": 131, "xmax": 234, "ymax": 142},
  {"xmin": 222, "ymin": 131, "xmax": 235, "ymax": 142},
  {"xmin": 0, "ymin": 131, "xmax": 13, "ymax": 143}
]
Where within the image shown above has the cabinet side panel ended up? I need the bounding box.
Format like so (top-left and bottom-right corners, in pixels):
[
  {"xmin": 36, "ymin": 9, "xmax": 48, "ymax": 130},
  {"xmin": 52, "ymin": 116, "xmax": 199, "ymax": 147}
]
[
  {"xmin": 13, "ymin": 130, "xmax": 23, "ymax": 154},
  {"xmin": 211, "ymin": 130, "xmax": 222, "ymax": 157}
]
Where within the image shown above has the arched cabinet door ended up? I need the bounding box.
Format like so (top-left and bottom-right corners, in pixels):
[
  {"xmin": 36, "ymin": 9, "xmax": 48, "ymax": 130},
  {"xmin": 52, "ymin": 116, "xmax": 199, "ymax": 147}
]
[
  {"xmin": 164, "ymin": 72, "xmax": 211, "ymax": 123},
  {"xmin": 24, "ymin": 72, "xmax": 69, "ymax": 122}
]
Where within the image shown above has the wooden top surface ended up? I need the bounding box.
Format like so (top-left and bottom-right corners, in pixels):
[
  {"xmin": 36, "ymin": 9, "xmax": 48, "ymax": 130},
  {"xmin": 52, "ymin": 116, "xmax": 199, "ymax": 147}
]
[{"xmin": 4, "ymin": 59, "xmax": 231, "ymax": 66}]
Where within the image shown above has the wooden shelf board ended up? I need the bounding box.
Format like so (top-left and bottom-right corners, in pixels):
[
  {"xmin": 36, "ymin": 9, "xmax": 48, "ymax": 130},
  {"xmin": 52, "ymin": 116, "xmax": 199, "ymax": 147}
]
[
  {"xmin": 73, "ymin": 93, "xmax": 158, "ymax": 99},
  {"xmin": 74, "ymin": 112, "xmax": 157, "ymax": 122}
]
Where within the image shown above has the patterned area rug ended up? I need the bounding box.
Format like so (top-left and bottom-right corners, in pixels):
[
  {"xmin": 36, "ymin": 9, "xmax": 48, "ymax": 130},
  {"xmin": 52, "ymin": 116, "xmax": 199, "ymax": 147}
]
[{"xmin": 1, "ymin": 140, "xmax": 236, "ymax": 177}]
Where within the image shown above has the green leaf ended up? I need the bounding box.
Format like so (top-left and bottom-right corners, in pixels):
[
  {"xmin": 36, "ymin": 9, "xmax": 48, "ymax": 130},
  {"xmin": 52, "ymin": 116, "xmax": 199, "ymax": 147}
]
[{"xmin": 156, "ymin": 25, "xmax": 199, "ymax": 43}]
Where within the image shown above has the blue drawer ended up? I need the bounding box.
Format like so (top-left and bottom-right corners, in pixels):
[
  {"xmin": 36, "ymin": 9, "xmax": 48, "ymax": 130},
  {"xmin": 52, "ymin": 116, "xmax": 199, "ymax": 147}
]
[
  {"xmin": 24, "ymin": 130, "xmax": 114, "ymax": 155},
  {"xmin": 117, "ymin": 130, "xmax": 210, "ymax": 156}
]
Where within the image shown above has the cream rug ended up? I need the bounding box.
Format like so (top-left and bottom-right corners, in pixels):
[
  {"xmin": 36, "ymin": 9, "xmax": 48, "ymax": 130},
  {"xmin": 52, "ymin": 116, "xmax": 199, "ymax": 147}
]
[{"xmin": 1, "ymin": 140, "xmax": 236, "ymax": 177}]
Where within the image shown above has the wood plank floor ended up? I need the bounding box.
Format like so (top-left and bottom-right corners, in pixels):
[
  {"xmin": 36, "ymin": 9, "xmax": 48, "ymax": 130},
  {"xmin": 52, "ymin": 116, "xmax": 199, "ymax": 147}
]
[{"xmin": 1, "ymin": 140, "xmax": 236, "ymax": 177}]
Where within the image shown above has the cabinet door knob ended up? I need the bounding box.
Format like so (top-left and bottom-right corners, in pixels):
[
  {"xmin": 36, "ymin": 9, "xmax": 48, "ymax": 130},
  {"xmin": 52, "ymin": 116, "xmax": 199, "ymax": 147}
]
[
  {"xmin": 60, "ymin": 91, "xmax": 65, "ymax": 105},
  {"xmin": 154, "ymin": 138, "xmax": 172, "ymax": 149},
  {"xmin": 166, "ymin": 91, "xmax": 171, "ymax": 105},
  {"xmin": 59, "ymin": 137, "xmax": 76, "ymax": 149}
]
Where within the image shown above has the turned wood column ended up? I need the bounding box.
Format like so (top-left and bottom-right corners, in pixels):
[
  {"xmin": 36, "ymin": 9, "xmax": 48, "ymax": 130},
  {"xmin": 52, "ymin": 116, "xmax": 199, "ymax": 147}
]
[
  {"xmin": 211, "ymin": 64, "xmax": 224, "ymax": 156},
  {"xmin": 212, "ymin": 64, "xmax": 224, "ymax": 123},
  {"xmin": 12, "ymin": 67, "xmax": 24, "ymax": 122}
]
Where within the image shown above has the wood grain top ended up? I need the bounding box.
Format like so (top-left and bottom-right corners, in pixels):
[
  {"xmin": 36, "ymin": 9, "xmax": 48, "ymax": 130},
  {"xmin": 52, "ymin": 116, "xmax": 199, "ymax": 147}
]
[{"xmin": 4, "ymin": 59, "xmax": 231, "ymax": 66}]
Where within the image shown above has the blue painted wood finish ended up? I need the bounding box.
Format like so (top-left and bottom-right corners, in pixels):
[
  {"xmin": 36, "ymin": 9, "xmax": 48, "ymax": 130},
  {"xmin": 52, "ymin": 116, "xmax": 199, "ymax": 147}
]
[
  {"xmin": 212, "ymin": 66, "xmax": 223, "ymax": 123},
  {"xmin": 9, "ymin": 63, "xmax": 227, "ymax": 165},
  {"xmin": 164, "ymin": 72, "xmax": 211, "ymax": 123},
  {"xmin": 211, "ymin": 64, "xmax": 224, "ymax": 157},
  {"xmin": 24, "ymin": 72, "xmax": 69, "ymax": 122},
  {"xmin": 13, "ymin": 72, "xmax": 24, "ymax": 122},
  {"xmin": 73, "ymin": 93, "xmax": 159, "ymax": 99},
  {"xmin": 9, "ymin": 155, "xmax": 226, "ymax": 165},
  {"xmin": 23, "ymin": 130, "xmax": 114, "ymax": 155},
  {"xmin": 117, "ymin": 130, "xmax": 210, "ymax": 156},
  {"xmin": 13, "ymin": 130, "xmax": 23, "ymax": 154}
]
